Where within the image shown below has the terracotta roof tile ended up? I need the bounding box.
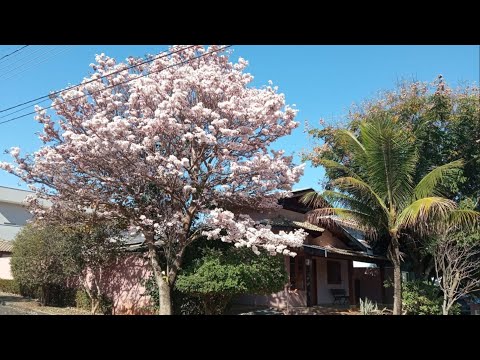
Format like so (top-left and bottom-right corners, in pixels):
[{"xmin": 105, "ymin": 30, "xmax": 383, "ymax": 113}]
[{"xmin": 0, "ymin": 240, "xmax": 13, "ymax": 253}]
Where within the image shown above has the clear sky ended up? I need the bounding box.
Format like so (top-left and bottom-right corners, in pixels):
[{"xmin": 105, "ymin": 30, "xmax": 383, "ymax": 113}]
[{"xmin": 0, "ymin": 45, "xmax": 478, "ymax": 191}]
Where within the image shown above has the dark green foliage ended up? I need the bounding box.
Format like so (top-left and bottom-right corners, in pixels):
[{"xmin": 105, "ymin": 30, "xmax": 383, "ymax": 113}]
[
  {"xmin": 305, "ymin": 77, "xmax": 480, "ymax": 280},
  {"xmin": 307, "ymin": 77, "xmax": 480, "ymax": 205},
  {"xmin": 401, "ymin": 280, "xmax": 460, "ymax": 315},
  {"xmin": 11, "ymin": 224, "xmax": 80, "ymax": 306},
  {"xmin": 143, "ymin": 238, "xmax": 288, "ymax": 315},
  {"xmin": 11, "ymin": 222, "xmax": 122, "ymax": 308},
  {"xmin": 75, "ymin": 289, "xmax": 91, "ymax": 311},
  {"xmin": 144, "ymin": 277, "xmax": 203, "ymax": 315},
  {"xmin": 75, "ymin": 289, "xmax": 113, "ymax": 315},
  {"xmin": 0, "ymin": 279, "xmax": 20, "ymax": 294},
  {"xmin": 176, "ymin": 244, "xmax": 288, "ymax": 315}
]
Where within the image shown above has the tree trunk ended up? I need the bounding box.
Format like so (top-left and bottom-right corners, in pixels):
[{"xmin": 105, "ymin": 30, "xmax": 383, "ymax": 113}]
[
  {"xmin": 145, "ymin": 233, "xmax": 172, "ymax": 315},
  {"xmin": 389, "ymin": 234, "xmax": 403, "ymax": 315},
  {"xmin": 158, "ymin": 278, "xmax": 172, "ymax": 315},
  {"xmin": 92, "ymin": 298, "xmax": 100, "ymax": 315},
  {"xmin": 442, "ymin": 293, "xmax": 449, "ymax": 315},
  {"xmin": 392, "ymin": 260, "xmax": 402, "ymax": 315}
]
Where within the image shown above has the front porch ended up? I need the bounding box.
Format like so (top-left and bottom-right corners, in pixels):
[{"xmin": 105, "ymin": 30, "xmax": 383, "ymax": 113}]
[{"xmin": 288, "ymin": 245, "xmax": 390, "ymax": 308}]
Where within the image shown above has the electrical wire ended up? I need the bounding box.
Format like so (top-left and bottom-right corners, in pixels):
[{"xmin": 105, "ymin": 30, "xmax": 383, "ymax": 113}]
[
  {"xmin": 0, "ymin": 45, "xmax": 30, "ymax": 62},
  {"xmin": 0, "ymin": 45, "xmax": 232, "ymax": 126},
  {"xmin": 0, "ymin": 45, "xmax": 196, "ymax": 114}
]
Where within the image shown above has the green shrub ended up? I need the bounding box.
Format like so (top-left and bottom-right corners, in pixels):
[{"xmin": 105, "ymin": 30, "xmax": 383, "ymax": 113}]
[
  {"xmin": 402, "ymin": 280, "xmax": 461, "ymax": 315},
  {"xmin": 0, "ymin": 279, "xmax": 21, "ymax": 294},
  {"xmin": 75, "ymin": 289, "xmax": 113, "ymax": 314},
  {"xmin": 75, "ymin": 289, "xmax": 91, "ymax": 311}
]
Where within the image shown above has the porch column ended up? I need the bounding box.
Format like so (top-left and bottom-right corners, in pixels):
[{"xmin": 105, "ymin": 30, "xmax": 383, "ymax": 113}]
[
  {"xmin": 348, "ymin": 260, "xmax": 355, "ymax": 305},
  {"xmin": 379, "ymin": 265, "xmax": 386, "ymax": 304},
  {"xmin": 305, "ymin": 255, "xmax": 313, "ymax": 307}
]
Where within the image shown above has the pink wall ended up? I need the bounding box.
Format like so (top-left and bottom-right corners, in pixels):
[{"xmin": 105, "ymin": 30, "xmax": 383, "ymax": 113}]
[
  {"xmin": 85, "ymin": 254, "xmax": 154, "ymax": 314},
  {"xmin": 0, "ymin": 255, "xmax": 12, "ymax": 280}
]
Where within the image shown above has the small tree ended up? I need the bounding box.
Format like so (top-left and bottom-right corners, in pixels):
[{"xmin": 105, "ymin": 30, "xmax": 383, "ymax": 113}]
[
  {"xmin": 175, "ymin": 246, "xmax": 288, "ymax": 314},
  {"xmin": 11, "ymin": 224, "xmax": 78, "ymax": 305},
  {"xmin": 433, "ymin": 230, "xmax": 480, "ymax": 315},
  {"xmin": 69, "ymin": 221, "xmax": 124, "ymax": 314}
]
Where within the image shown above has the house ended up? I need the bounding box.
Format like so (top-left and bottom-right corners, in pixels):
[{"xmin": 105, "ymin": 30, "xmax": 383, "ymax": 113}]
[
  {"xmin": 0, "ymin": 186, "xmax": 34, "ymax": 280},
  {"xmin": 236, "ymin": 188, "xmax": 392, "ymax": 309}
]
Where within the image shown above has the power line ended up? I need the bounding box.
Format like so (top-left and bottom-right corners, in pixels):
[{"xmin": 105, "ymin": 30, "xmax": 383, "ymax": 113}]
[
  {"xmin": 0, "ymin": 46, "xmax": 61, "ymax": 80},
  {"xmin": 0, "ymin": 45, "xmax": 232, "ymax": 126},
  {"xmin": 1, "ymin": 46, "xmax": 72, "ymax": 81},
  {"xmin": 0, "ymin": 45, "xmax": 196, "ymax": 114},
  {"xmin": 0, "ymin": 46, "xmax": 46, "ymax": 73},
  {"xmin": 0, "ymin": 45, "xmax": 30, "ymax": 62}
]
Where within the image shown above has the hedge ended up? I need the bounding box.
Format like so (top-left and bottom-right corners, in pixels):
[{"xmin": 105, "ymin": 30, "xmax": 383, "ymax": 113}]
[{"xmin": 0, "ymin": 279, "xmax": 21, "ymax": 295}]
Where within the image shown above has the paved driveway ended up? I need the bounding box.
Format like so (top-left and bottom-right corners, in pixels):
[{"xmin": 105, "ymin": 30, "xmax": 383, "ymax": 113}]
[
  {"xmin": 0, "ymin": 294, "xmax": 41, "ymax": 315},
  {"xmin": 0, "ymin": 303, "xmax": 39, "ymax": 315}
]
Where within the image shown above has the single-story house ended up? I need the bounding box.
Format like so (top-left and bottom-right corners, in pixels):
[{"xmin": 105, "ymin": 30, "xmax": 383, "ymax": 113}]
[{"xmin": 236, "ymin": 188, "xmax": 393, "ymax": 309}]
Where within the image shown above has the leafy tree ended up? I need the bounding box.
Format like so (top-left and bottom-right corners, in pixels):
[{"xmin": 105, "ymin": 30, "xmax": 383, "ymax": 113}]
[
  {"xmin": 11, "ymin": 224, "xmax": 78, "ymax": 305},
  {"xmin": 68, "ymin": 220, "xmax": 124, "ymax": 314},
  {"xmin": 302, "ymin": 116, "xmax": 479, "ymax": 315},
  {"xmin": 1, "ymin": 45, "xmax": 306, "ymax": 314},
  {"xmin": 401, "ymin": 280, "xmax": 460, "ymax": 315}
]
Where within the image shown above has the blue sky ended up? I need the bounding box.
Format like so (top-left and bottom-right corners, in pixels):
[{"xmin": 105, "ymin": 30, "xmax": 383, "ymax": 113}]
[{"xmin": 0, "ymin": 45, "xmax": 478, "ymax": 191}]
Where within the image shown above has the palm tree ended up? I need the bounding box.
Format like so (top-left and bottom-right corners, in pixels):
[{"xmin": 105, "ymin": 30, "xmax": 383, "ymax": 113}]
[{"xmin": 302, "ymin": 116, "xmax": 479, "ymax": 315}]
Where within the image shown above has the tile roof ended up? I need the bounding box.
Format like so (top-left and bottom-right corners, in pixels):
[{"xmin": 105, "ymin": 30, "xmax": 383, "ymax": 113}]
[
  {"xmin": 0, "ymin": 240, "xmax": 13, "ymax": 253},
  {"xmin": 259, "ymin": 218, "xmax": 325, "ymax": 233},
  {"xmin": 303, "ymin": 244, "xmax": 387, "ymax": 262}
]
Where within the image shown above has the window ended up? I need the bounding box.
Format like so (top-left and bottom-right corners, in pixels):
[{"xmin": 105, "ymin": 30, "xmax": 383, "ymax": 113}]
[
  {"xmin": 289, "ymin": 256, "xmax": 305, "ymax": 290},
  {"xmin": 327, "ymin": 260, "xmax": 342, "ymax": 285}
]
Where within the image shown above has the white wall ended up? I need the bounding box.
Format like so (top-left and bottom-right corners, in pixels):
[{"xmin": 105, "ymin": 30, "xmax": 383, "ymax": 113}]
[
  {"xmin": 316, "ymin": 258, "xmax": 349, "ymax": 304},
  {"xmin": 0, "ymin": 202, "xmax": 31, "ymax": 241},
  {"xmin": 0, "ymin": 256, "xmax": 13, "ymax": 280},
  {"xmin": 0, "ymin": 202, "xmax": 31, "ymax": 225}
]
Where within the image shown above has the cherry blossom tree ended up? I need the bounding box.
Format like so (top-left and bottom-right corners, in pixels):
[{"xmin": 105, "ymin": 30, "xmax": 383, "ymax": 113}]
[{"xmin": 1, "ymin": 45, "xmax": 306, "ymax": 314}]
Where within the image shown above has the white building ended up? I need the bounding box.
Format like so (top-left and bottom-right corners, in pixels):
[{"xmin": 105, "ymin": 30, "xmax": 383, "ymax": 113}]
[{"xmin": 0, "ymin": 186, "xmax": 33, "ymax": 280}]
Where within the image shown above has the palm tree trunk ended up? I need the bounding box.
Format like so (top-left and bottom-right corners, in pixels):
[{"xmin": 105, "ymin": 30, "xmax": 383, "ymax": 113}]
[{"xmin": 389, "ymin": 234, "xmax": 403, "ymax": 315}]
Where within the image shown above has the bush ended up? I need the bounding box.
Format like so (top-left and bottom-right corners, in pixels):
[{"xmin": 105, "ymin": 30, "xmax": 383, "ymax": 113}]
[
  {"xmin": 75, "ymin": 289, "xmax": 91, "ymax": 311},
  {"xmin": 11, "ymin": 224, "xmax": 79, "ymax": 306},
  {"xmin": 402, "ymin": 280, "xmax": 461, "ymax": 315},
  {"xmin": 0, "ymin": 279, "xmax": 21, "ymax": 294},
  {"xmin": 75, "ymin": 289, "xmax": 113, "ymax": 315},
  {"xmin": 176, "ymin": 246, "xmax": 288, "ymax": 315}
]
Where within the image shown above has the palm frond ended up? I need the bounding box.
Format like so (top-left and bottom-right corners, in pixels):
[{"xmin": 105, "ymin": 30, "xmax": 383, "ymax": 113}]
[
  {"xmin": 446, "ymin": 209, "xmax": 480, "ymax": 232},
  {"xmin": 331, "ymin": 177, "xmax": 389, "ymax": 215},
  {"xmin": 396, "ymin": 197, "xmax": 457, "ymax": 230},
  {"xmin": 321, "ymin": 190, "xmax": 379, "ymax": 218},
  {"xmin": 306, "ymin": 207, "xmax": 373, "ymax": 226},
  {"xmin": 361, "ymin": 116, "xmax": 417, "ymax": 208},
  {"xmin": 314, "ymin": 159, "xmax": 360, "ymax": 179},
  {"xmin": 300, "ymin": 191, "xmax": 329, "ymax": 209},
  {"xmin": 413, "ymin": 160, "xmax": 464, "ymax": 199},
  {"xmin": 335, "ymin": 129, "xmax": 366, "ymax": 156}
]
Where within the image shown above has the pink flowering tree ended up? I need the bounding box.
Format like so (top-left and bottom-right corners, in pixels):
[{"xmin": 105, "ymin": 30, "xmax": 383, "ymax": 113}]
[{"xmin": 1, "ymin": 45, "xmax": 306, "ymax": 314}]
